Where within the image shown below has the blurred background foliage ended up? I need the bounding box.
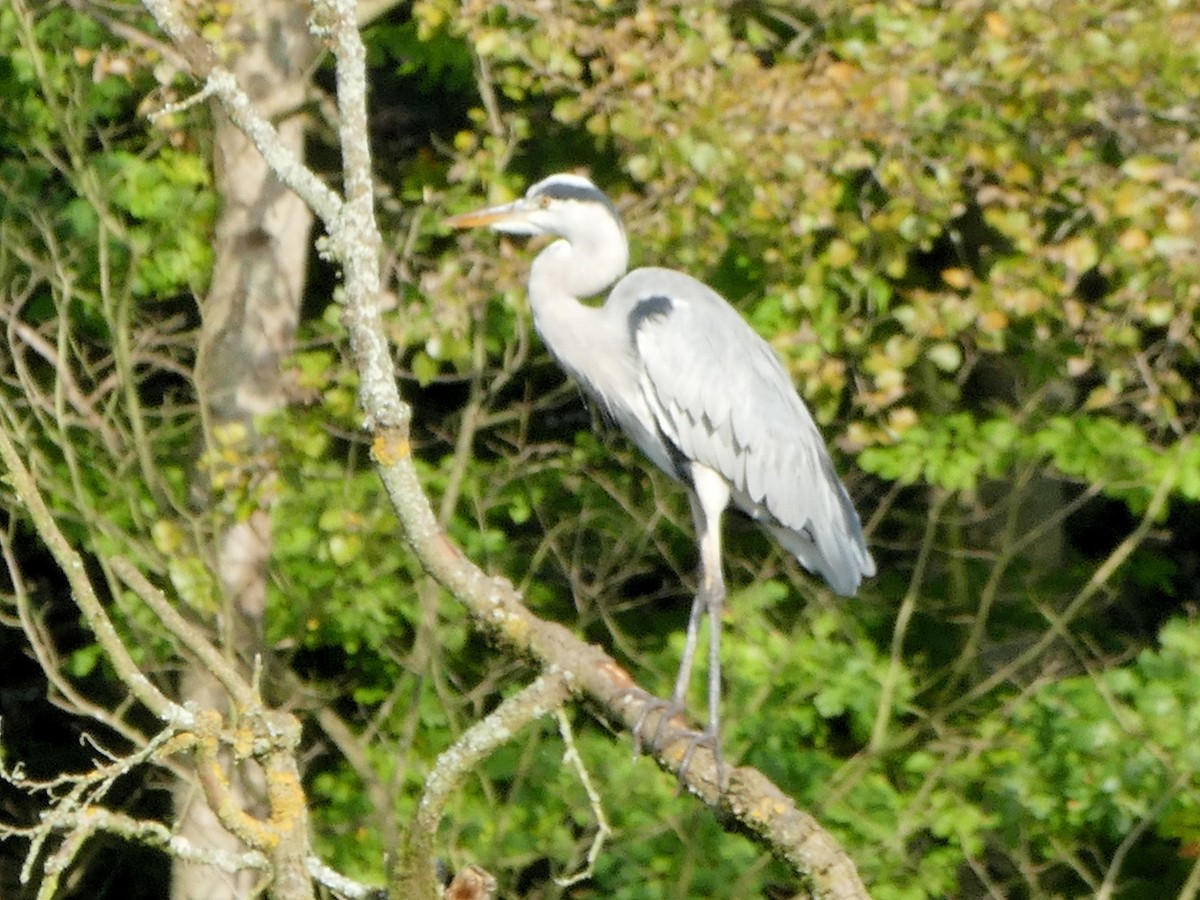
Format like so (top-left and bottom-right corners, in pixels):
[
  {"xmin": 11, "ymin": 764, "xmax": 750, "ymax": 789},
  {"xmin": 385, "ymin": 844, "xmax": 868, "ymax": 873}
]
[{"xmin": 1, "ymin": 0, "xmax": 1199, "ymax": 897}]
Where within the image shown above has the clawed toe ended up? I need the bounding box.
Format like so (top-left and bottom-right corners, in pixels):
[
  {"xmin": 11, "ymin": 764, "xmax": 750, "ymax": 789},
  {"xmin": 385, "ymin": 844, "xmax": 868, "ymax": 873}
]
[
  {"xmin": 621, "ymin": 688, "xmax": 689, "ymax": 756},
  {"xmin": 619, "ymin": 689, "xmax": 726, "ymax": 789},
  {"xmin": 674, "ymin": 728, "xmax": 724, "ymax": 789}
]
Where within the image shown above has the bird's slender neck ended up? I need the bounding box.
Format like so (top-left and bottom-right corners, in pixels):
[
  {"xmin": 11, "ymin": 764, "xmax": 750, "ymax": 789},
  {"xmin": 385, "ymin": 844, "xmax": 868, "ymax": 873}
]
[
  {"xmin": 528, "ymin": 211, "xmax": 629, "ymax": 305},
  {"xmin": 526, "ymin": 221, "xmax": 629, "ymax": 386}
]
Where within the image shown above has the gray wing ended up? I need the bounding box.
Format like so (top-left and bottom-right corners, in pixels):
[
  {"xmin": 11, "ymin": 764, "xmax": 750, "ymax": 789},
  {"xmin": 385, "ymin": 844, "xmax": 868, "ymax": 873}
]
[{"xmin": 612, "ymin": 267, "xmax": 875, "ymax": 596}]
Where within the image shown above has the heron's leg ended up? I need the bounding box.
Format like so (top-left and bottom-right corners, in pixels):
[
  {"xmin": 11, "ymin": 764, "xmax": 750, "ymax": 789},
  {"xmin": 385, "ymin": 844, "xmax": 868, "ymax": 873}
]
[
  {"xmin": 674, "ymin": 465, "xmax": 730, "ymax": 786},
  {"xmin": 630, "ymin": 466, "xmax": 730, "ymax": 788},
  {"xmin": 669, "ymin": 556, "xmax": 708, "ymax": 709},
  {"xmin": 704, "ymin": 569, "xmax": 726, "ymax": 749},
  {"xmin": 629, "ymin": 588, "xmax": 701, "ymax": 755},
  {"xmin": 630, "ymin": 484, "xmax": 713, "ymax": 750}
]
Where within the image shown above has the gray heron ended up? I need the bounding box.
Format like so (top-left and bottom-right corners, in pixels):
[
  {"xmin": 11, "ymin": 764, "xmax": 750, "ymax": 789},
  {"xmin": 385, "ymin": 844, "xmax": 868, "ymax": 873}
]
[{"xmin": 446, "ymin": 173, "xmax": 875, "ymax": 778}]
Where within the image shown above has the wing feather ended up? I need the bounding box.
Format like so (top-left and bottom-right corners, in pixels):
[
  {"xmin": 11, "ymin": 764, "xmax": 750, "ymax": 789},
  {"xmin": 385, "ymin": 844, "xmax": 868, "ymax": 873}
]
[{"xmin": 614, "ymin": 267, "xmax": 874, "ymax": 595}]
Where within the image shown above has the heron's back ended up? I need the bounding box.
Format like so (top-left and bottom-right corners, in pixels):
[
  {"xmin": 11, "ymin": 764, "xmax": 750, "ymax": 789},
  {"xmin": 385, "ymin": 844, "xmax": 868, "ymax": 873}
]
[{"xmin": 607, "ymin": 267, "xmax": 875, "ymax": 595}]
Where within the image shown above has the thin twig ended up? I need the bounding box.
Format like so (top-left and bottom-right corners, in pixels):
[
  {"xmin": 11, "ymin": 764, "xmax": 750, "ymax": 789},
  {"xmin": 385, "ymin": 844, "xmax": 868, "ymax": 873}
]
[
  {"xmin": 395, "ymin": 672, "xmax": 574, "ymax": 897},
  {"xmin": 1178, "ymin": 855, "xmax": 1200, "ymax": 900},
  {"xmin": 307, "ymin": 856, "xmax": 378, "ymax": 898},
  {"xmin": 869, "ymin": 488, "xmax": 946, "ymax": 751},
  {"xmin": 553, "ymin": 709, "xmax": 611, "ymax": 888},
  {"xmin": 1, "ymin": 529, "xmax": 153, "ymax": 752},
  {"xmin": 0, "ymin": 421, "xmax": 183, "ymax": 725},
  {"xmin": 110, "ymin": 557, "xmax": 257, "ymax": 711},
  {"xmin": 949, "ymin": 477, "xmax": 1105, "ymax": 686},
  {"xmin": 951, "ymin": 450, "xmax": 1181, "ymax": 711}
]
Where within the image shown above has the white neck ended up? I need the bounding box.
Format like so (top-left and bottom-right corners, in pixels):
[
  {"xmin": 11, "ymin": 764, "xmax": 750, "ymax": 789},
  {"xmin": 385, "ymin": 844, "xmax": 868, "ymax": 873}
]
[
  {"xmin": 529, "ymin": 216, "xmax": 628, "ymax": 301},
  {"xmin": 526, "ymin": 232, "xmax": 629, "ymax": 397}
]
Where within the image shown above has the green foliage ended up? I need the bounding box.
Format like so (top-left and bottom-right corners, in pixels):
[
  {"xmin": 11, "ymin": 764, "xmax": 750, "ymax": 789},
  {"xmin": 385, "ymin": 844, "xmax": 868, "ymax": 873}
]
[
  {"xmin": 861, "ymin": 412, "xmax": 1196, "ymax": 509},
  {"xmin": 977, "ymin": 619, "xmax": 1200, "ymax": 873},
  {"xmin": 3, "ymin": 0, "xmax": 1200, "ymax": 897},
  {"xmin": 100, "ymin": 149, "xmax": 215, "ymax": 296},
  {"xmin": 860, "ymin": 414, "xmax": 1021, "ymax": 491},
  {"xmin": 366, "ymin": 15, "xmax": 475, "ymax": 94},
  {"xmin": 0, "ymin": 0, "xmax": 210, "ymax": 624},
  {"xmin": 407, "ymin": 0, "xmax": 1200, "ymax": 893}
]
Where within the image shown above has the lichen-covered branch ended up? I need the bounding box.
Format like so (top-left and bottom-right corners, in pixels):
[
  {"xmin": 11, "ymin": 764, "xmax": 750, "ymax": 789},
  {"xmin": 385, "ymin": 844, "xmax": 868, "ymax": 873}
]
[
  {"xmin": 394, "ymin": 672, "xmax": 573, "ymax": 898},
  {"xmin": 1, "ymin": 413, "xmax": 315, "ymax": 898},
  {"xmin": 117, "ymin": 0, "xmax": 872, "ymax": 896},
  {"xmin": 0, "ymin": 704, "xmax": 337, "ymax": 900},
  {"xmin": 313, "ymin": 0, "xmax": 407, "ymax": 434},
  {"xmin": 136, "ymin": 0, "xmax": 342, "ymax": 225}
]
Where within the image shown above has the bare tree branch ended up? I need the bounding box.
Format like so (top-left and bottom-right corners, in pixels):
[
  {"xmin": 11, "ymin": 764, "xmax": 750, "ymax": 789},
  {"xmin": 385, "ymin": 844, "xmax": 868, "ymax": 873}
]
[
  {"xmin": 0, "ymin": 418, "xmax": 185, "ymax": 727},
  {"xmin": 950, "ymin": 453, "xmax": 1180, "ymax": 710},
  {"xmin": 553, "ymin": 708, "xmax": 611, "ymax": 888},
  {"xmin": 395, "ymin": 672, "xmax": 573, "ymax": 897},
  {"xmin": 1, "ymin": 528, "xmax": 154, "ymax": 753},
  {"xmin": 117, "ymin": 0, "xmax": 872, "ymax": 895},
  {"xmin": 111, "ymin": 558, "xmax": 258, "ymax": 711},
  {"xmin": 136, "ymin": 0, "xmax": 342, "ymax": 225}
]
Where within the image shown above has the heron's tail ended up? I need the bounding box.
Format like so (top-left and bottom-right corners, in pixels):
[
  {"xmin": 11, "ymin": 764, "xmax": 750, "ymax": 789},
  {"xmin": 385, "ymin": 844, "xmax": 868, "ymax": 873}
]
[{"xmin": 765, "ymin": 490, "xmax": 875, "ymax": 598}]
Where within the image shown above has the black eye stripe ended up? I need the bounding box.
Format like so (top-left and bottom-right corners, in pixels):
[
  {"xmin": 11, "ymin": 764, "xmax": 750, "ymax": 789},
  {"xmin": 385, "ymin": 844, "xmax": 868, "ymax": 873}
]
[
  {"xmin": 527, "ymin": 179, "xmax": 623, "ymax": 226},
  {"xmin": 530, "ymin": 182, "xmax": 607, "ymax": 205}
]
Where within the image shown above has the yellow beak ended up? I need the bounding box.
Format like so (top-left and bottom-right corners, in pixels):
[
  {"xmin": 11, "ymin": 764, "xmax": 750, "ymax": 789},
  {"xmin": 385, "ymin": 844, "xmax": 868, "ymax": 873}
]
[{"xmin": 443, "ymin": 199, "xmax": 525, "ymax": 230}]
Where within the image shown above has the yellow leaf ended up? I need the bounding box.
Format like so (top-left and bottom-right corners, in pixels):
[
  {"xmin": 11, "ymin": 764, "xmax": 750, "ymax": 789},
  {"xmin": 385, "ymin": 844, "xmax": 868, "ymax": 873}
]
[
  {"xmin": 983, "ymin": 11, "xmax": 1010, "ymax": 38},
  {"xmin": 152, "ymin": 519, "xmax": 185, "ymax": 554},
  {"xmin": 1118, "ymin": 228, "xmax": 1150, "ymax": 251},
  {"xmin": 978, "ymin": 309, "xmax": 1009, "ymax": 332},
  {"xmin": 1007, "ymin": 161, "xmax": 1033, "ymax": 185},
  {"xmin": 1121, "ymin": 155, "xmax": 1166, "ymax": 182},
  {"xmin": 1166, "ymin": 206, "xmax": 1194, "ymax": 233},
  {"xmin": 1084, "ymin": 386, "xmax": 1117, "ymax": 409},
  {"xmin": 928, "ymin": 342, "xmax": 963, "ymax": 373},
  {"xmin": 1066, "ymin": 356, "xmax": 1092, "ymax": 377},
  {"xmin": 887, "ymin": 407, "xmax": 919, "ymax": 433},
  {"xmin": 1060, "ymin": 236, "xmax": 1099, "ymax": 272},
  {"xmin": 474, "ymin": 29, "xmax": 505, "ymax": 56},
  {"xmin": 827, "ymin": 239, "xmax": 856, "ymax": 267},
  {"xmin": 1143, "ymin": 300, "xmax": 1173, "ymax": 326},
  {"xmin": 842, "ymin": 421, "xmax": 875, "ymax": 451},
  {"xmin": 941, "ymin": 267, "xmax": 971, "ymax": 290},
  {"xmin": 827, "ymin": 61, "xmax": 860, "ymax": 86}
]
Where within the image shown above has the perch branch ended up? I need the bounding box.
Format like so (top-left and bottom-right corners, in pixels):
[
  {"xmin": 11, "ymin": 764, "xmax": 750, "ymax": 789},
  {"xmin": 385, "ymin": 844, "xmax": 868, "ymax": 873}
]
[
  {"xmin": 128, "ymin": 0, "xmax": 872, "ymax": 895},
  {"xmin": 316, "ymin": 1, "xmax": 870, "ymax": 896}
]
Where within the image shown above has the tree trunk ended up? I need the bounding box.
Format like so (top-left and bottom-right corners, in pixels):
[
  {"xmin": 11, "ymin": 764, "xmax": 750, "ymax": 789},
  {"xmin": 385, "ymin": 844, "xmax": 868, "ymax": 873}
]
[{"xmin": 172, "ymin": 3, "xmax": 317, "ymax": 897}]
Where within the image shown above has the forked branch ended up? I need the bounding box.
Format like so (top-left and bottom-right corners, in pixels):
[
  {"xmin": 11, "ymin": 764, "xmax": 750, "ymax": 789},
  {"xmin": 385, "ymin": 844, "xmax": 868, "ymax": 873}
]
[{"xmin": 126, "ymin": 0, "xmax": 870, "ymax": 896}]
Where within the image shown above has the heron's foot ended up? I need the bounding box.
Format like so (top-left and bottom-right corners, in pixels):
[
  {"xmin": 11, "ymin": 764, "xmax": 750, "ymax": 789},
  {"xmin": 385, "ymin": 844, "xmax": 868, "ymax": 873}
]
[
  {"xmin": 620, "ymin": 688, "xmax": 690, "ymax": 757},
  {"xmin": 673, "ymin": 726, "xmax": 725, "ymax": 791},
  {"xmin": 620, "ymin": 689, "xmax": 727, "ymax": 791}
]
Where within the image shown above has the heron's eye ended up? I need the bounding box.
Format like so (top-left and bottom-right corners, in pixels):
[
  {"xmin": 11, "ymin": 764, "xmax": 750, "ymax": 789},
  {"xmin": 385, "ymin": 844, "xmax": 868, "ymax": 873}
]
[{"xmin": 536, "ymin": 195, "xmax": 551, "ymax": 209}]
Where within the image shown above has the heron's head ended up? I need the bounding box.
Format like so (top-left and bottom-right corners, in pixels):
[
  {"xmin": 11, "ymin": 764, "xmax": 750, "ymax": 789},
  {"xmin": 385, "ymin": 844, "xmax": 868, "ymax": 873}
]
[{"xmin": 444, "ymin": 173, "xmax": 625, "ymax": 241}]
